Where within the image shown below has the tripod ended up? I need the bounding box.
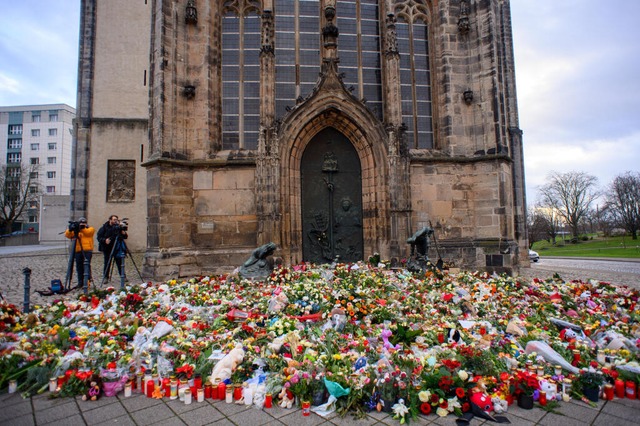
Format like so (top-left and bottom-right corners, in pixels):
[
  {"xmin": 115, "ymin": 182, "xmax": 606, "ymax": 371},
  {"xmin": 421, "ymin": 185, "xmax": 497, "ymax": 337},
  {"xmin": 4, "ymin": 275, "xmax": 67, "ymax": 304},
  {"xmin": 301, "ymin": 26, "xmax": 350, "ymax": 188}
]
[
  {"xmin": 64, "ymin": 232, "xmax": 90, "ymax": 293},
  {"xmin": 101, "ymin": 234, "xmax": 142, "ymax": 289}
]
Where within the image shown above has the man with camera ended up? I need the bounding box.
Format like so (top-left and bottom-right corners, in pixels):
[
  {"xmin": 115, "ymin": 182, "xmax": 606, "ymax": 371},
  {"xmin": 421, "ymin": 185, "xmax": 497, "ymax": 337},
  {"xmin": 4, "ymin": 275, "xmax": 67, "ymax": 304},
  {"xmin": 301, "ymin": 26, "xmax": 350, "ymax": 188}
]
[
  {"xmin": 64, "ymin": 217, "xmax": 95, "ymax": 288},
  {"xmin": 97, "ymin": 215, "xmax": 128, "ymax": 281}
]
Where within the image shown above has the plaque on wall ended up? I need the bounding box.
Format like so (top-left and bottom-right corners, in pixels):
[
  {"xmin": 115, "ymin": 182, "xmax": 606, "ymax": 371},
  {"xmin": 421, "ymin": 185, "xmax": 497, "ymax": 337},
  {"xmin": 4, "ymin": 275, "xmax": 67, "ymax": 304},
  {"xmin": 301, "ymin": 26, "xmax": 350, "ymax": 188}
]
[{"xmin": 107, "ymin": 160, "xmax": 135, "ymax": 202}]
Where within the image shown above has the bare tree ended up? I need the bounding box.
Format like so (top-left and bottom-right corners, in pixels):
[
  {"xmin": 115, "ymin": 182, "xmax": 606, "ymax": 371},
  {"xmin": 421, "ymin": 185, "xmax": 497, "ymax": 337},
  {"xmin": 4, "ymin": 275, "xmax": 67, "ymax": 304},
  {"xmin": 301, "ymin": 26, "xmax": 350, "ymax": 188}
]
[
  {"xmin": 538, "ymin": 171, "xmax": 599, "ymax": 241},
  {"xmin": 605, "ymin": 171, "xmax": 640, "ymax": 239},
  {"xmin": 0, "ymin": 164, "xmax": 41, "ymax": 234},
  {"xmin": 526, "ymin": 206, "xmax": 549, "ymax": 246}
]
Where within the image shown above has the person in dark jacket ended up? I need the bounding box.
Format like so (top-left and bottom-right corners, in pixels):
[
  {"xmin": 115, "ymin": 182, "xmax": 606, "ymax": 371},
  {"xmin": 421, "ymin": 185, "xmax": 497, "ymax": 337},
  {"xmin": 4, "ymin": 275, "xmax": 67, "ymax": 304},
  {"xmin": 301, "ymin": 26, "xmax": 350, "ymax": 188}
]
[{"xmin": 97, "ymin": 215, "xmax": 128, "ymax": 281}]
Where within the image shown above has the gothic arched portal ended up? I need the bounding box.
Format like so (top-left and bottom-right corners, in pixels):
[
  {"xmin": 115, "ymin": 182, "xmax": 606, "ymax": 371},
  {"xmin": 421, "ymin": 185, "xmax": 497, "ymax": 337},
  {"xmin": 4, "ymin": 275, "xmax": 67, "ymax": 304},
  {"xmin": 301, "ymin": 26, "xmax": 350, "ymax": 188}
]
[{"xmin": 300, "ymin": 128, "xmax": 364, "ymax": 263}]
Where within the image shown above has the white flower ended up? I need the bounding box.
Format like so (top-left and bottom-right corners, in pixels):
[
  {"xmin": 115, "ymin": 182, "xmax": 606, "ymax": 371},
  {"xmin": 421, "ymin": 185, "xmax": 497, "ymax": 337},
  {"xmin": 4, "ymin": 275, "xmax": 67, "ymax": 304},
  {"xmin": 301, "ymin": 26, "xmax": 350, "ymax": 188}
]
[
  {"xmin": 436, "ymin": 406, "xmax": 449, "ymax": 417},
  {"xmin": 418, "ymin": 390, "xmax": 431, "ymax": 402},
  {"xmin": 447, "ymin": 397, "xmax": 461, "ymax": 412}
]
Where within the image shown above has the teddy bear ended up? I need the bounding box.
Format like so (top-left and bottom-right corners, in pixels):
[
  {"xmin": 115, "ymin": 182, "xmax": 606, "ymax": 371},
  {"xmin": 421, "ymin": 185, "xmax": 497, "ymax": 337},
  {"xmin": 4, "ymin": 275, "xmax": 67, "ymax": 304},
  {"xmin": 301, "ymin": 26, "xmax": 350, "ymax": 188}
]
[
  {"xmin": 491, "ymin": 397, "xmax": 508, "ymax": 414},
  {"xmin": 210, "ymin": 344, "xmax": 245, "ymax": 384},
  {"xmin": 278, "ymin": 387, "xmax": 294, "ymax": 409},
  {"xmin": 82, "ymin": 374, "xmax": 102, "ymax": 401}
]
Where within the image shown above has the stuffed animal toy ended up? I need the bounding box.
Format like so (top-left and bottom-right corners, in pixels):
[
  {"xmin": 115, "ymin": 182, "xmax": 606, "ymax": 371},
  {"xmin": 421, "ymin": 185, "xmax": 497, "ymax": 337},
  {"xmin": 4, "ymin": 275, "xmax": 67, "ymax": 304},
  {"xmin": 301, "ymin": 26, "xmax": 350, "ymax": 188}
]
[
  {"xmin": 267, "ymin": 292, "xmax": 289, "ymax": 313},
  {"xmin": 491, "ymin": 397, "xmax": 508, "ymax": 414},
  {"xmin": 539, "ymin": 380, "xmax": 558, "ymax": 401},
  {"xmin": 444, "ymin": 328, "xmax": 462, "ymax": 344},
  {"xmin": 210, "ymin": 345, "xmax": 245, "ymax": 384},
  {"xmin": 82, "ymin": 374, "xmax": 102, "ymax": 401},
  {"xmin": 278, "ymin": 387, "xmax": 294, "ymax": 409},
  {"xmin": 470, "ymin": 391, "xmax": 493, "ymax": 414},
  {"xmin": 381, "ymin": 328, "xmax": 401, "ymax": 351},
  {"xmin": 506, "ymin": 318, "xmax": 527, "ymax": 337}
]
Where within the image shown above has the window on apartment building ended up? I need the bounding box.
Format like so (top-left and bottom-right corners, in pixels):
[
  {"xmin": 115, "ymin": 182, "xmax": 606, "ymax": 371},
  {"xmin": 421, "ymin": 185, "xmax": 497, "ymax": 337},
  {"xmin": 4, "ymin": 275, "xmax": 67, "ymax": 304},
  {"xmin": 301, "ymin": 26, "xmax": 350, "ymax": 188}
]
[
  {"xmin": 48, "ymin": 128, "xmax": 57, "ymax": 137},
  {"xmin": 31, "ymin": 143, "xmax": 39, "ymax": 150},
  {"xmin": 7, "ymin": 153, "xmax": 21, "ymax": 163},
  {"xmin": 30, "ymin": 172, "xmax": 38, "ymax": 179},
  {"xmin": 29, "ymin": 201, "xmax": 38, "ymax": 209},
  {"xmin": 30, "ymin": 158, "xmax": 39, "ymax": 165},
  {"xmin": 47, "ymin": 171, "xmax": 56, "ymax": 179},
  {"xmin": 8, "ymin": 139, "xmax": 22, "ymax": 149},
  {"xmin": 32, "ymin": 114, "xmax": 41, "ymax": 122},
  {"xmin": 48, "ymin": 143, "xmax": 57, "ymax": 150},
  {"xmin": 49, "ymin": 113, "xmax": 58, "ymax": 122},
  {"xmin": 31, "ymin": 129, "xmax": 40, "ymax": 137},
  {"xmin": 8, "ymin": 167, "xmax": 20, "ymax": 178},
  {"xmin": 8, "ymin": 125, "xmax": 22, "ymax": 135},
  {"xmin": 47, "ymin": 157, "xmax": 56, "ymax": 164},
  {"xmin": 28, "ymin": 215, "xmax": 37, "ymax": 223},
  {"xmin": 29, "ymin": 185, "xmax": 38, "ymax": 194},
  {"xmin": 46, "ymin": 186, "xmax": 55, "ymax": 193}
]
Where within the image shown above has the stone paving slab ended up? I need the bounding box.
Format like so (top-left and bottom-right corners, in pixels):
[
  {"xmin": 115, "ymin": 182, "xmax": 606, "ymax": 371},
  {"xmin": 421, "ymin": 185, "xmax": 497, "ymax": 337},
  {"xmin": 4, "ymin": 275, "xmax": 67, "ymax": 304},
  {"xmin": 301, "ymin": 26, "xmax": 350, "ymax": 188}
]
[{"xmin": 1, "ymin": 392, "xmax": 640, "ymax": 426}]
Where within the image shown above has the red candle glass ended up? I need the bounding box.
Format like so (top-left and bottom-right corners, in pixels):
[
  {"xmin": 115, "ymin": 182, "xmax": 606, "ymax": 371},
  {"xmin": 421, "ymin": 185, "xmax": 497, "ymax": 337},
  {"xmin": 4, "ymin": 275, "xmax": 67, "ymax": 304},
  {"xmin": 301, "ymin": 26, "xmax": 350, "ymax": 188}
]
[
  {"xmin": 626, "ymin": 380, "xmax": 637, "ymax": 399},
  {"xmin": 204, "ymin": 384, "xmax": 212, "ymax": 399},
  {"xmin": 194, "ymin": 375, "xmax": 202, "ymax": 389},
  {"xmin": 604, "ymin": 384, "xmax": 614, "ymax": 400},
  {"xmin": 163, "ymin": 378, "xmax": 171, "ymax": 398},
  {"xmin": 571, "ymin": 350, "xmax": 581, "ymax": 367},
  {"xmin": 233, "ymin": 384, "xmax": 242, "ymax": 400},
  {"xmin": 146, "ymin": 379, "xmax": 155, "ymax": 398},
  {"xmin": 615, "ymin": 379, "xmax": 625, "ymax": 398},
  {"xmin": 218, "ymin": 381, "xmax": 226, "ymax": 400},
  {"xmin": 539, "ymin": 391, "xmax": 547, "ymax": 406},
  {"xmin": 265, "ymin": 393, "xmax": 273, "ymax": 408}
]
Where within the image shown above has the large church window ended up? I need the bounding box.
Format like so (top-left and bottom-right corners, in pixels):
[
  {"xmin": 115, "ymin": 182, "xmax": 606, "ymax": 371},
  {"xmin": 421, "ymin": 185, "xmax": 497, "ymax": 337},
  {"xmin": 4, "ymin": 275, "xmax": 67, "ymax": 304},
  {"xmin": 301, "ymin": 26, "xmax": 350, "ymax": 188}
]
[
  {"xmin": 395, "ymin": 2, "xmax": 433, "ymax": 149},
  {"xmin": 275, "ymin": 0, "xmax": 321, "ymax": 118},
  {"xmin": 337, "ymin": 0, "xmax": 383, "ymax": 120},
  {"xmin": 222, "ymin": 1, "xmax": 261, "ymax": 150}
]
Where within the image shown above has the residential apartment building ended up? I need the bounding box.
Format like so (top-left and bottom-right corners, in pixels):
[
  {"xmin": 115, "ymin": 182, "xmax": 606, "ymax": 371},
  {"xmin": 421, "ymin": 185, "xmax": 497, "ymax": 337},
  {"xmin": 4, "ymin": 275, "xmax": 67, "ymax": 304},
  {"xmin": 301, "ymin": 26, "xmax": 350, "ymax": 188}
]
[{"xmin": 0, "ymin": 104, "xmax": 75, "ymax": 230}]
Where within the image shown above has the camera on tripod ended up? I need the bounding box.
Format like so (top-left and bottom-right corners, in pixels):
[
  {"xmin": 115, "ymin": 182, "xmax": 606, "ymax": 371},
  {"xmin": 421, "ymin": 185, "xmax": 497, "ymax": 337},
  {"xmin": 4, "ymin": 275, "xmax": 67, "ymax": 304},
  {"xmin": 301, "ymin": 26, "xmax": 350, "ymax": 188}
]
[
  {"xmin": 114, "ymin": 218, "xmax": 129, "ymax": 232},
  {"xmin": 68, "ymin": 220, "xmax": 86, "ymax": 233}
]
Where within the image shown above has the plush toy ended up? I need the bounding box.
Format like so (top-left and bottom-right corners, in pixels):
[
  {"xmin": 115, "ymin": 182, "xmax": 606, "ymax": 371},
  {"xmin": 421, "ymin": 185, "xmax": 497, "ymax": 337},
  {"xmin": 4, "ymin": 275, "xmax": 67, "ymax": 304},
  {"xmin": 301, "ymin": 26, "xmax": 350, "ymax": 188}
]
[
  {"xmin": 278, "ymin": 387, "xmax": 294, "ymax": 408},
  {"xmin": 82, "ymin": 374, "xmax": 102, "ymax": 401},
  {"xmin": 491, "ymin": 397, "xmax": 508, "ymax": 414},
  {"xmin": 381, "ymin": 328, "xmax": 401, "ymax": 351},
  {"xmin": 559, "ymin": 328, "xmax": 577, "ymax": 342},
  {"xmin": 470, "ymin": 391, "xmax": 493, "ymax": 414},
  {"xmin": 506, "ymin": 318, "xmax": 527, "ymax": 337},
  {"xmin": 539, "ymin": 380, "xmax": 558, "ymax": 401},
  {"xmin": 445, "ymin": 328, "xmax": 462, "ymax": 344},
  {"xmin": 210, "ymin": 344, "xmax": 245, "ymax": 384},
  {"xmin": 267, "ymin": 292, "xmax": 289, "ymax": 313}
]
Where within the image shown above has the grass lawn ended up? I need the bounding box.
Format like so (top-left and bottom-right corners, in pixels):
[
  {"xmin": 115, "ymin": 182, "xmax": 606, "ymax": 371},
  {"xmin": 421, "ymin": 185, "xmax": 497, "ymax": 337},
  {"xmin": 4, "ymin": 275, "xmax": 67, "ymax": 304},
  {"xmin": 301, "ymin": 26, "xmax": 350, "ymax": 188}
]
[{"xmin": 531, "ymin": 235, "xmax": 640, "ymax": 258}]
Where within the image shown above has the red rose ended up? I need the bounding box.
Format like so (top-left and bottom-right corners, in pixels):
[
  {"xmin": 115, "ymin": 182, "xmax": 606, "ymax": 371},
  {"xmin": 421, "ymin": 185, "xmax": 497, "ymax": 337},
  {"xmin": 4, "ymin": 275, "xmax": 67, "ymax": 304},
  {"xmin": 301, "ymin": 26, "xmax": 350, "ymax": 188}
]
[
  {"xmin": 430, "ymin": 394, "xmax": 440, "ymax": 404},
  {"xmin": 462, "ymin": 402, "xmax": 470, "ymax": 413},
  {"xmin": 440, "ymin": 400, "xmax": 449, "ymax": 409},
  {"xmin": 456, "ymin": 387, "xmax": 466, "ymax": 398}
]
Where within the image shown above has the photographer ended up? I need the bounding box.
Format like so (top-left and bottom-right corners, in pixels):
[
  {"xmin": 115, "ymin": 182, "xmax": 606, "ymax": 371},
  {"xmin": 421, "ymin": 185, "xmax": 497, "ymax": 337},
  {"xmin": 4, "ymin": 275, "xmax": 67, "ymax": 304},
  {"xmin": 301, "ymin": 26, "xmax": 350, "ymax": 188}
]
[
  {"xmin": 97, "ymin": 215, "xmax": 128, "ymax": 281},
  {"xmin": 64, "ymin": 217, "xmax": 95, "ymax": 288}
]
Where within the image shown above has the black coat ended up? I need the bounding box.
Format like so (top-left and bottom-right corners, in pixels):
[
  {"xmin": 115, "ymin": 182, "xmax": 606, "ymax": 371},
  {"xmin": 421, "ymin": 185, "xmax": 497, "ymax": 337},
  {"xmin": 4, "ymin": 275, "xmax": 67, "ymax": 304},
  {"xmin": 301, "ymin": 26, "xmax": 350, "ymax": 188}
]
[{"xmin": 97, "ymin": 222, "xmax": 127, "ymax": 252}]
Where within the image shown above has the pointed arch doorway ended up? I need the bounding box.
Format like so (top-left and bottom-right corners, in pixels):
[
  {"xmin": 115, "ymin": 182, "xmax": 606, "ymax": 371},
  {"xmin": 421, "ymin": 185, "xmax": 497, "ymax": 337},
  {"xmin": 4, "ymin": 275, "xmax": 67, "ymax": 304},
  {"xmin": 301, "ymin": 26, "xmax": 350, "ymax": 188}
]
[{"xmin": 301, "ymin": 128, "xmax": 364, "ymax": 263}]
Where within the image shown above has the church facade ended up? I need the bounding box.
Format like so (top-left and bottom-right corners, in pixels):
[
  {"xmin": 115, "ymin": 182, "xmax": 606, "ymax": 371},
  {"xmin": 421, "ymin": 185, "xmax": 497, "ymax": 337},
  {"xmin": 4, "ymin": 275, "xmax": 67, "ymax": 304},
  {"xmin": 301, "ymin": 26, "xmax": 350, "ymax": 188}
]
[{"xmin": 73, "ymin": 0, "xmax": 528, "ymax": 278}]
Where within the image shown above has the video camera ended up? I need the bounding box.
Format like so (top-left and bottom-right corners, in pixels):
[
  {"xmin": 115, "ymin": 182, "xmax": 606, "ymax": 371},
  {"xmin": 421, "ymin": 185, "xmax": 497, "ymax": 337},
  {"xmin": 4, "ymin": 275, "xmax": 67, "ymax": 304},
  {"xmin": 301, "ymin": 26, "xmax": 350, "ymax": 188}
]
[
  {"xmin": 67, "ymin": 220, "xmax": 86, "ymax": 233},
  {"xmin": 114, "ymin": 218, "xmax": 129, "ymax": 232}
]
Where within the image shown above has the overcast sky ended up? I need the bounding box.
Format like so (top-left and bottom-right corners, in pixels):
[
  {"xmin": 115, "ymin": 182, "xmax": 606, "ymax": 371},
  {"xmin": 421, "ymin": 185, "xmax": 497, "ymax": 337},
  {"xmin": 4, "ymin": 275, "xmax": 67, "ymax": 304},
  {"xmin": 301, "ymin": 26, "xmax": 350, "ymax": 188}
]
[{"xmin": 0, "ymin": 1, "xmax": 638, "ymax": 203}]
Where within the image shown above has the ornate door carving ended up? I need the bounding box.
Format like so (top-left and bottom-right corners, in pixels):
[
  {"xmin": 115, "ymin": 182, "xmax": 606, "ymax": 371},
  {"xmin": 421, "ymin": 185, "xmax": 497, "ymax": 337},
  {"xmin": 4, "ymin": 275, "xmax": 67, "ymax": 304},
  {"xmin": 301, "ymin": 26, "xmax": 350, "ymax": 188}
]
[{"xmin": 301, "ymin": 128, "xmax": 363, "ymax": 263}]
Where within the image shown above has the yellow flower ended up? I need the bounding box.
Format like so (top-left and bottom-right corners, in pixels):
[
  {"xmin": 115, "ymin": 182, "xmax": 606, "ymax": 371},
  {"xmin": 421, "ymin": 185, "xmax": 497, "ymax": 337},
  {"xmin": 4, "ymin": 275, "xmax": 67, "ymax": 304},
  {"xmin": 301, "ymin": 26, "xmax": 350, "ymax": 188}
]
[{"xmin": 332, "ymin": 354, "xmax": 342, "ymax": 361}]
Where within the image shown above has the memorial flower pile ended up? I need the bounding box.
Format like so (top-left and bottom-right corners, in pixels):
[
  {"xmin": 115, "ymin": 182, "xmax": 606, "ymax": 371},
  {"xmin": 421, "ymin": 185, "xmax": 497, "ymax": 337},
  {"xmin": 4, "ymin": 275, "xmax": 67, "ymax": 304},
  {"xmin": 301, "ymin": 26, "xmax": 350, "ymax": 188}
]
[{"xmin": 0, "ymin": 263, "xmax": 639, "ymax": 422}]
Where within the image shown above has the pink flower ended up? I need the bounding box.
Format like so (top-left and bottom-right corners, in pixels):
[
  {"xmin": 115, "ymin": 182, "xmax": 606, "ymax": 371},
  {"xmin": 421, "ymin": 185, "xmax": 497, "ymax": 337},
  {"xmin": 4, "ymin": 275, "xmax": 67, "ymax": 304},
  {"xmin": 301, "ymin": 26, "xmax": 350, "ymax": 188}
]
[{"xmin": 291, "ymin": 374, "xmax": 300, "ymax": 384}]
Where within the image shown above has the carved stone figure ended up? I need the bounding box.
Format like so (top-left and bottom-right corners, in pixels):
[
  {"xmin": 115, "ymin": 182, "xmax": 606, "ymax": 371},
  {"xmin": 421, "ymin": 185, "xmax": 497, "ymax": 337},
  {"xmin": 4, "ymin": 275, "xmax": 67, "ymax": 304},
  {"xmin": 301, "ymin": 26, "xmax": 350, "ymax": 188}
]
[
  {"xmin": 406, "ymin": 226, "xmax": 434, "ymax": 272},
  {"xmin": 239, "ymin": 242, "xmax": 277, "ymax": 279}
]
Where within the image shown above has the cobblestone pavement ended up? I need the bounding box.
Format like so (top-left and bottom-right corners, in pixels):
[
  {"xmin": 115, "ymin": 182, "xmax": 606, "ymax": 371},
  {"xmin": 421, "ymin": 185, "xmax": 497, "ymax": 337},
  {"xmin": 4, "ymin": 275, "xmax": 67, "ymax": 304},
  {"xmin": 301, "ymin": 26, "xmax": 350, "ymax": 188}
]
[{"xmin": 1, "ymin": 246, "xmax": 640, "ymax": 424}]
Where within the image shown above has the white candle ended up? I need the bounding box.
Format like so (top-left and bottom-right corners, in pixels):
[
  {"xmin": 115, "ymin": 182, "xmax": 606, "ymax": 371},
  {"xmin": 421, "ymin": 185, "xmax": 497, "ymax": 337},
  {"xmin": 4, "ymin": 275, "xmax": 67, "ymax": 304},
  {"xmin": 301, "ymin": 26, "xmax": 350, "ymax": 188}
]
[{"xmin": 8, "ymin": 380, "xmax": 17, "ymax": 393}]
